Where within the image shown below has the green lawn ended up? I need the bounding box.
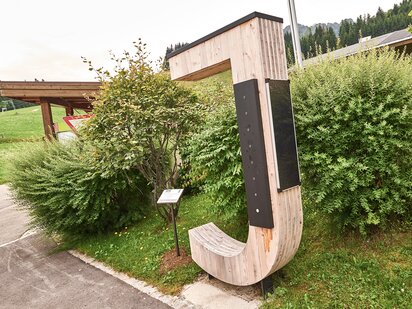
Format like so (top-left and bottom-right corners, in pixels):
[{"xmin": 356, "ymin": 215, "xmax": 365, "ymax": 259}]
[
  {"xmin": 0, "ymin": 105, "xmax": 71, "ymax": 183},
  {"xmin": 0, "ymin": 105, "xmax": 70, "ymax": 141}
]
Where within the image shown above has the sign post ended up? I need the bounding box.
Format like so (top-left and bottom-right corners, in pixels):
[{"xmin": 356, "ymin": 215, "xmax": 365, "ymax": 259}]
[{"xmin": 157, "ymin": 189, "xmax": 184, "ymax": 256}]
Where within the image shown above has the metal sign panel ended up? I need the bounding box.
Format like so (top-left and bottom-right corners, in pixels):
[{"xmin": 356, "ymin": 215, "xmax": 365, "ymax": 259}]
[
  {"xmin": 234, "ymin": 79, "xmax": 274, "ymax": 229},
  {"xmin": 63, "ymin": 114, "xmax": 94, "ymax": 134},
  {"xmin": 267, "ymin": 79, "xmax": 300, "ymax": 191},
  {"xmin": 157, "ymin": 189, "xmax": 184, "ymax": 204}
]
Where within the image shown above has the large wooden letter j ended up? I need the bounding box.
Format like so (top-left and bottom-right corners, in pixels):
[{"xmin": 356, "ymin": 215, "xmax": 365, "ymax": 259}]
[{"xmin": 167, "ymin": 12, "xmax": 303, "ymax": 286}]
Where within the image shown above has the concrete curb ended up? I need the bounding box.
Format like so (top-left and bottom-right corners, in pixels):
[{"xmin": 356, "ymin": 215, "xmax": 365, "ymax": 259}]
[
  {"xmin": 69, "ymin": 250, "xmax": 197, "ymax": 309},
  {"xmin": 69, "ymin": 251, "xmax": 260, "ymax": 309}
]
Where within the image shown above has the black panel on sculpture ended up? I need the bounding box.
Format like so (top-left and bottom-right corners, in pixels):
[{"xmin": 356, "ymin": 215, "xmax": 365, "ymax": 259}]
[
  {"xmin": 267, "ymin": 79, "xmax": 300, "ymax": 192},
  {"xmin": 234, "ymin": 79, "xmax": 274, "ymax": 229}
]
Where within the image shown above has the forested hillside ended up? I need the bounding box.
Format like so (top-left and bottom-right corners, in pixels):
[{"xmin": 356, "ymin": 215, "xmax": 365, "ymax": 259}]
[
  {"xmin": 340, "ymin": 0, "xmax": 412, "ymax": 46},
  {"xmin": 284, "ymin": 0, "xmax": 412, "ymax": 65}
]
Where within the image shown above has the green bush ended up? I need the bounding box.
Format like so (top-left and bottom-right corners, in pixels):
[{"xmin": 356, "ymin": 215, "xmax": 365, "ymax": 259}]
[
  {"xmin": 8, "ymin": 141, "xmax": 150, "ymax": 237},
  {"xmin": 83, "ymin": 40, "xmax": 202, "ymax": 222},
  {"xmin": 184, "ymin": 104, "xmax": 246, "ymax": 218},
  {"xmin": 409, "ymin": 10, "xmax": 412, "ymax": 33},
  {"xmin": 291, "ymin": 49, "xmax": 412, "ymax": 233}
]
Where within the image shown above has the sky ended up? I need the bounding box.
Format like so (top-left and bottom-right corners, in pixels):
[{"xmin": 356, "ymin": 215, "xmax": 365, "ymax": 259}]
[{"xmin": 0, "ymin": 0, "xmax": 402, "ymax": 81}]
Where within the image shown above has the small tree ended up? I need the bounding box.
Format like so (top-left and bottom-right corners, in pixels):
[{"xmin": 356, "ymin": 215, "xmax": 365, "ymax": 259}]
[{"xmin": 83, "ymin": 40, "xmax": 202, "ymax": 222}]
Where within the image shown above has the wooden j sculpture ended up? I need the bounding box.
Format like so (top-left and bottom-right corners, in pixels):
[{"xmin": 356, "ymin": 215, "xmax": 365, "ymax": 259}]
[{"xmin": 167, "ymin": 12, "xmax": 303, "ymax": 289}]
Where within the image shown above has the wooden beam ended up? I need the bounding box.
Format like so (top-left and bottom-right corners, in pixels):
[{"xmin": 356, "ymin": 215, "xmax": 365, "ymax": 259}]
[
  {"xmin": 65, "ymin": 106, "xmax": 74, "ymax": 116},
  {"xmin": 39, "ymin": 98, "xmax": 55, "ymax": 140},
  {"xmin": 1, "ymin": 89, "xmax": 96, "ymax": 98},
  {"xmin": 390, "ymin": 38, "xmax": 412, "ymax": 48},
  {"xmin": 0, "ymin": 81, "xmax": 100, "ymax": 107},
  {"xmin": 44, "ymin": 97, "xmax": 92, "ymax": 111},
  {"xmin": 0, "ymin": 81, "xmax": 100, "ymax": 90}
]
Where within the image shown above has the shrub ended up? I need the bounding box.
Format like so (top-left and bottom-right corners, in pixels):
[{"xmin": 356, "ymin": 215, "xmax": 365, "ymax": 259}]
[
  {"xmin": 291, "ymin": 49, "xmax": 412, "ymax": 233},
  {"xmin": 184, "ymin": 104, "xmax": 246, "ymax": 219},
  {"xmin": 8, "ymin": 141, "xmax": 150, "ymax": 237},
  {"xmin": 409, "ymin": 10, "xmax": 412, "ymax": 33},
  {"xmin": 83, "ymin": 40, "xmax": 203, "ymax": 222}
]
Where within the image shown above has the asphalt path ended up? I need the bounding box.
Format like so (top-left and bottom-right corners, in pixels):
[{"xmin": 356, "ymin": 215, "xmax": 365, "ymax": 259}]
[
  {"xmin": 0, "ymin": 185, "xmax": 171, "ymax": 309},
  {"xmin": 0, "ymin": 185, "xmax": 30, "ymax": 246}
]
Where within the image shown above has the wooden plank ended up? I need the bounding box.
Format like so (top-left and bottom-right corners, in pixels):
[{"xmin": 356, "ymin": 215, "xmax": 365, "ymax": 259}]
[
  {"xmin": 173, "ymin": 60, "xmax": 231, "ymax": 81},
  {"xmin": 65, "ymin": 106, "xmax": 74, "ymax": 116},
  {"xmin": 0, "ymin": 81, "xmax": 100, "ymax": 90},
  {"xmin": 0, "ymin": 89, "xmax": 97, "ymax": 98},
  {"xmin": 166, "ymin": 12, "xmax": 283, "ymax": 59},
  {"xmin": 390, "ymin": 38, "xmax": 412, "ymax": 48},
  {"xmin": 0, "ymin": 81, "xmax": 99, "ymax": 111},
  {"xmin": 45, "ymin": 97, "xmax": 93, "ymax": 110},
  {"xmin": 169, "ymin": 12, "xmax": 303, "ymax": 286},
  {"xmin": 40, "ymin": 98, "xmax": 55, "ymax": 140}
]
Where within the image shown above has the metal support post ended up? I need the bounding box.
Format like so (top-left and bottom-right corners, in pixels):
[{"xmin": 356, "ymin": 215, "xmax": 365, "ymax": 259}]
[
  {"xmin": 260, "ymin": 276, "xmax": 274, "ymax": 299},
  {"xmin": 170, "ymin": 203, "xmax": 180, "ymax": 257},
  {"xmin": 287, "ymin": 0, "xmax": 303, "ymax": 68}
]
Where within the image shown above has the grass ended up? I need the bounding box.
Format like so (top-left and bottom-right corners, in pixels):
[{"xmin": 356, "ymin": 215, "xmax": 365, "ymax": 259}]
[
  {"xmin": 262, "ymin": 208, "xmax": 412, "ymax": 308},
  {"xmin": 72, "ymin": 191, "xmax": 412, "ymax": 306},
  {"xmin": 74, "ymin": 193, "xmax": 248, "ymax": 294},
  {"xmin": 0, "ymin": 105, "xmax": 72, "ymax": 183},
  {"xmin": 0, "ymin": 105, "xmax": 71, "ymax": 140}
]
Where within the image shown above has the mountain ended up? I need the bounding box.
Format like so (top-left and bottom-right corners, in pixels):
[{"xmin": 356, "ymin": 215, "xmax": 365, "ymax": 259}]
[
  {"xmin": 284, "ymin": 21, "xmax": 344, "ymax": 37},
  {"xmin": 283, "ymin": 24, "xmax": 313, "ymax": 37}
]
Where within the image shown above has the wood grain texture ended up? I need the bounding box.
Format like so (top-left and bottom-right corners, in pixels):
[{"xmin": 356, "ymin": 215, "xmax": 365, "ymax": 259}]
[
  {"xmin": 169, "ymin": 14, "xmax": 303, "ymax": 286},
  {"xmin": 0, "ymin": 81, "xmax": 99, "ymax": 138},
  {"xmin": 0, "ymin": 81, "xmax": 100, "ymax": 106},
  {"xmin": 40, "ymin": 99, "xmax": 55, "ymax": 140}
]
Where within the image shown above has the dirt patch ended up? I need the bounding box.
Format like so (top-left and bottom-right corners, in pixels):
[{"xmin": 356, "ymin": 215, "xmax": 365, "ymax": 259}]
[{"xmin": 160, "ymin": 248, "xmax": 192, "ymax": 273}]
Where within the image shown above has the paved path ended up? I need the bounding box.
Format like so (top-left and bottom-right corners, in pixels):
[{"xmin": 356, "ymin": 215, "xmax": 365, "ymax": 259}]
[
  {"xmin": 0, "ymin": 185, "xmax": 31, "ymax": 245},
  {"xmin": 0, "ymin": 185, "xmax": 171, "ymax": 309}
]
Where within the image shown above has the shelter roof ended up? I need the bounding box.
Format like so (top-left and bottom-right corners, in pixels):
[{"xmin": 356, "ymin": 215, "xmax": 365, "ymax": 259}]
[{"xmin": 0, "ymin": 81, "xmax": 101, "ymax": 111}]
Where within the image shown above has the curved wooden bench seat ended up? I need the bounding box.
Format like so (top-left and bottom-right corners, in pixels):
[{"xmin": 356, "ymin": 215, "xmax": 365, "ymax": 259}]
[
  {"xmin": 189, "ymin": 189, "xmax": 302, "ymax": 286},
  {"xmin": 168, "ymin": 12, "xmax": 303, "ymax": 286},
  {"xmin": 189, "ymin": 223, "xmax": 245, "ymax": 257}
]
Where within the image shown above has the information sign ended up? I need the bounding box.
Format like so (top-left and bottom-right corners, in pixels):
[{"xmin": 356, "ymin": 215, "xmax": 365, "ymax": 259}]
[
  {"xmin": 157, "ymin": 189, "xmax": 184, "ymax": 204},
  {"xmin": 63, "ymin": 114, "xmax": 94, "ymax": 133}
]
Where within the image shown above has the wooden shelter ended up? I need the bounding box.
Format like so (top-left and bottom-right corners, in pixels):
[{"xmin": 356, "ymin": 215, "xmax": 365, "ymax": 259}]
[
  {"xmin": 0, "ymin": 81, "xmax": 100, "ymax": 139},
  {"xmin": 167, "ymin": 12, "xmax": 303, "ymax": 292}
]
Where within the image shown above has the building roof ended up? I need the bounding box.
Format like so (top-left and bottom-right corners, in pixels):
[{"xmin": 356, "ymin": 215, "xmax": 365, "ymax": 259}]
[
  {"xmin": 0, "ymin": 81, "xmax": 101, "ymax": 111},
  {"xmin": 303, "ymin": 28, "xmax": 412, "ymax": 67}
]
